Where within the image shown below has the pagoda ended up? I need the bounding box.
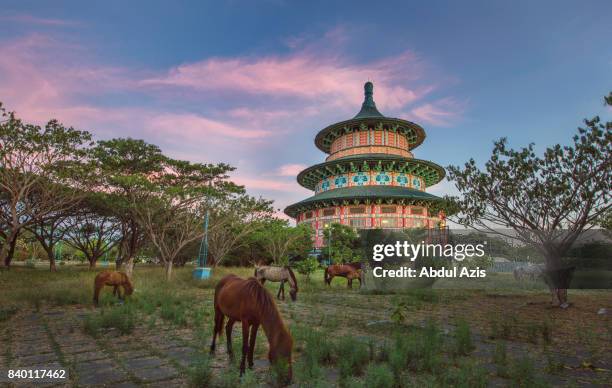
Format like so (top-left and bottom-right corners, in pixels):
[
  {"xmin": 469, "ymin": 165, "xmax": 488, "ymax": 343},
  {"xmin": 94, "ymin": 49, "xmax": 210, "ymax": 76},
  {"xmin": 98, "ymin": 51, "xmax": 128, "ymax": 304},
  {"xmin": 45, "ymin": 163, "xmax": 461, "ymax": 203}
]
[{"xmin": 284, "ymin": 82, "xmax": 446, "ymax": 247}]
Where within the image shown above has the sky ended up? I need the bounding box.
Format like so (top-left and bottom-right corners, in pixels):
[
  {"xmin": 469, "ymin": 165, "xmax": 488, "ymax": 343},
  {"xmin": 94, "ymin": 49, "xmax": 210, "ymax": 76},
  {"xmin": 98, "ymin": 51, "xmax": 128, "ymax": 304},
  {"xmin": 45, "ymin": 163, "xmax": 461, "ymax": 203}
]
[{"xmin": 1, "ymin": 0, "xmax": 611, "ymax": 218}]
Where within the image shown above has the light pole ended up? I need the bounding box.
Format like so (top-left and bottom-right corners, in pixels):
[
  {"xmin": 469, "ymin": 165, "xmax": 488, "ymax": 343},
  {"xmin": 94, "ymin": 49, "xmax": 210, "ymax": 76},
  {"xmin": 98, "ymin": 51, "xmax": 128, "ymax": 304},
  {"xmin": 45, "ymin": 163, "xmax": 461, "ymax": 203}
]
[
  {"xmin": 327, "ymin": 224, "xmax": 332, "ymax": 265},
  {"xmin": 193, "ymin": 181, "xmax": 213, "ymax": 280}
]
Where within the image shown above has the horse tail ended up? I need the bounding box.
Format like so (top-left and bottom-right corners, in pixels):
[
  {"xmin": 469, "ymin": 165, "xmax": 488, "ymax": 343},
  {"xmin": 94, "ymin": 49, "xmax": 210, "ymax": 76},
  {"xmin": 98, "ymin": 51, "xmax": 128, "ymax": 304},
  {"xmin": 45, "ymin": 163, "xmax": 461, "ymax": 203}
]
[{"xmin": 286, "ymin": 266, "xmax": 298, "ymax": 292}]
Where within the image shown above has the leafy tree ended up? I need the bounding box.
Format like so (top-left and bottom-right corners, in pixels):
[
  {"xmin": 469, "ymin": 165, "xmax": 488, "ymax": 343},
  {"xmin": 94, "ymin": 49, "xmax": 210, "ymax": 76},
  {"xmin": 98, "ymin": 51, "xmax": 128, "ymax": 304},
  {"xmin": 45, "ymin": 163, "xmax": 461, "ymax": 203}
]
[
  {"xmin": 323, "ymin": 223, "xmax": 362, "ymax": 264},
  {"xmin": 207, "ymin": 194, "xmax": 274, "ymax": 267},
  {"xmin": 0, "ymin": 104, "xmax": 92, "ymax": 268},
  {"xmin": 63, "ymin": 193, "xmax": 122, "ymax": 269},
  {"xmin": 253, "ymin": 220, "xmax": 312, "ymax": 266},
  {"xmin": 88, "ymin": 138, "xmax": 167, "ymax": 276},
  {"xmin": 130, "ymin": 157, "xmax": 239, "ymax": 279},
  {"xmin": 447, "ymin": 93, "xmax": 611, "ymax": 307},
  {"xmin": 294, "ymin": 256, "xmax": 320, "ymax": 281}
]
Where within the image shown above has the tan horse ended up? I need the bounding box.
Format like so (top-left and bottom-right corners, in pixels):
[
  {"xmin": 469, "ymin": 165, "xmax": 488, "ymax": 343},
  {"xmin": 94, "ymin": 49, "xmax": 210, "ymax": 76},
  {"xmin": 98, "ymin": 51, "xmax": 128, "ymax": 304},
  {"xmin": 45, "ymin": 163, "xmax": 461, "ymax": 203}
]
[
  {"xmin": 210, "ymin": 275, "xmax": 293, "ymax": 383},
  {"xmin": 254, "ymin": 265, "xmax": 298, "ymax": 301},
  {"xmin": 93, "ymin": 271, "xmax": 134, "ymax": 306},
  {"xmin": 324, "ymin": 263, "xmax": 362, "ymax": 288}
]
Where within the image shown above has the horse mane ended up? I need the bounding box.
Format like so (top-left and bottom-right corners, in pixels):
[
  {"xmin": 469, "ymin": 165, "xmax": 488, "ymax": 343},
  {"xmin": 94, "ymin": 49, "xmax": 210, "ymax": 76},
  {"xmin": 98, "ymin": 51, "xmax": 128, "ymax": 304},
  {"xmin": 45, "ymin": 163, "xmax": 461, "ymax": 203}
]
[
  {"xmin": 285, "ymin": 266, "xmax": 298, "ymax": 291},
  {"xmin": 243, "ymin": 277, "xmax": 279, "ymax": 319},
  {"xmin": 121, "ymin": 272, "xmax": 134, "ymax": 294}
]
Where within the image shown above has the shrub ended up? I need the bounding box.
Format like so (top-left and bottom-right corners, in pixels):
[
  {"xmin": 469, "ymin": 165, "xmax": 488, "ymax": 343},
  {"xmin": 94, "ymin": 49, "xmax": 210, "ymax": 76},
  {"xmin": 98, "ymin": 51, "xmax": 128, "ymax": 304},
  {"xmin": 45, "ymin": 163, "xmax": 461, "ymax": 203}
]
[
  {"xmin": 0, "ymin": 306, "xmax": 18, "ymax": 322},
  {"xmin": 453, "ymin": 320, "xmax": 474, "ymax": 356},
  {"xmin": 441, "ymin": 359, "xmax": 487, "ymax": 388},
  {"xmin": 187, "ymin": 354, "xmax": 212, "ymax": 387},
  {"xmin": 83, "ymin": 304, "xmax": 136, "ymax": 336},
  {"xmin": 364, "ymin": 363, "xmax": 394, "ymax": 388},
  {"xmin": 295, "ymin": 256, "xmax": 320, "ymax": 280},
  {"xmin": 336, "ymin": 336, "xmax": 369, "ymax": 378},
  {"xmin": 493, "ymin": 341, "xmax": 509, "ymax": 377},
  {"xmin": 510, "ymin": 355, "xmax": 548, "ymax": 387},
  {"xmin": 412, "ymin": 320, "xmax": 443, "ymax": 373}
]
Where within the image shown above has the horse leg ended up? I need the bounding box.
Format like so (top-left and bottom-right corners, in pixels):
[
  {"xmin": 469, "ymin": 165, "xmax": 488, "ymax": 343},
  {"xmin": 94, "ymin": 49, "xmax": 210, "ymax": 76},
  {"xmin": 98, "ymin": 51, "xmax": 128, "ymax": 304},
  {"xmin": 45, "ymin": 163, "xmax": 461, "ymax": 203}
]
[
  {"xmin": 348, "ymin": 277, "xmax": 353, "ymax": 289},
  {"xmin": 93, "ymin": 284, "xmax": 101, "ymax": 306},
  {"xmin": 277, "ymin": 282, "xmax": 283, "ymax": 300},
  {"xmin": 280, "ymin": 281, "xmax": 286, "ymax": 300},
  {"xmin": 113, "ymin": 285, "xmax": 118, "ymax": 296},
  {"xmin": 240, "ymin": 321, "xmax": 249, "ymax": 376},
  {"xmin": 117, "ymin": 286, "xmax": 123, "ymax": 301},
  {"xmin": 210, "ymin": 306, "xmax": 224, "ymax": 354},
  {"xmin": 247, "ymin": 323, "xmax": 259, "ymax": 369},
  {"xmin": 226, "ymin": 318, "xmax": 236, "ymax": 360}
]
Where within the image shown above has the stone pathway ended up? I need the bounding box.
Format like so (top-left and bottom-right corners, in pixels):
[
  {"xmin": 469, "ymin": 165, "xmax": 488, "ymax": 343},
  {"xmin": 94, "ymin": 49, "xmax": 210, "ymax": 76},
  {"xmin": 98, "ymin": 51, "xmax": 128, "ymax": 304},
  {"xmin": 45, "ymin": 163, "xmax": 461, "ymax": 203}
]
[
  {"xmin": 1, "ymin": 304, "xmax": 610, "ymax": 387},
  {"xmin": 2, "ymin": 307, "xmax": 191, "ymax": 387}
]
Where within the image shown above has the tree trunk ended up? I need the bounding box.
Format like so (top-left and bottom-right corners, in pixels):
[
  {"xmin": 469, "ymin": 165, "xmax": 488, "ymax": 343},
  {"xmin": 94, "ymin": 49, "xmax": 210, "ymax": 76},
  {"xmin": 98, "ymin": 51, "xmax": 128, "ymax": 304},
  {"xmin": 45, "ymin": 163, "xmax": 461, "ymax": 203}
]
[
  {"xmin": 45, "ymin": 246, "xmax": 57, "ymax": 272},
  {"xmin": 551, "ymin": 288, "xmax": 568, "ymax": 307},
  {"xmin": 124, "ymin": 256, "xmax": 135, "ymax": 278},
  {"xmin": 6, "ymin": 232, "xmax": 19, "ymax": 268},
  {"xmin": 544, "ymin": 256, "xmax": 573, "ymax": 308},
  {"xmin": 165, "ymin": 261, "xmax": 173, "ymax": 280},
  {"xmin": 0, "ymin": 229, "xmax": 19, "ymax": 268},
  {"xmin": 89, "ymin": 257, "xmax": 97, "ymax": 269}
]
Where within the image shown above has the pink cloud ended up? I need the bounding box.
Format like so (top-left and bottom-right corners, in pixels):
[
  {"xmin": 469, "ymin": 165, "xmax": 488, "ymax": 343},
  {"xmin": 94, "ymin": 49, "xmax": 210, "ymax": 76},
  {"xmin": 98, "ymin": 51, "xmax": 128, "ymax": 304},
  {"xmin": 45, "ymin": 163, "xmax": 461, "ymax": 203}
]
[
  {"xmin": 147, "ymin": 113, "xmax": 271, "ymax": 140},
  {"xmin": 276, "ymin": 164, "xmax": 307, "ymax": 176},
  {"xmin": 0, "ymin": 13, "xmax": 79, "ymax": 26},
  {"xmin": 406, "ymin": 97, "xmax": 466, "ymax": 127},
  {"xmin": 140, "ymin": 51, "xmax": 431, "ymax": 112}
]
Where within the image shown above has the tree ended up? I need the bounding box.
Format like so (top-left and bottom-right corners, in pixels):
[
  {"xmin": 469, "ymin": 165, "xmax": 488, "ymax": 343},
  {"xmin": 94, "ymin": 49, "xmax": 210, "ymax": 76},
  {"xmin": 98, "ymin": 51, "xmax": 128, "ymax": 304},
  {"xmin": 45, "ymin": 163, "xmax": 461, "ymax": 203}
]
[
  {"xmin": 207, "ymin": 195, "xmax": 274, "ymax": 267},
  {"xmin": 63, "ymin": 193, "xmax": 122, "ymax": 269},
  {"xmin": 253, "ymin": 220, "xmax": 312, "ymax": 266},
  {"xmin": 88, "ymin": 138, "xmax": 167, "ymax": 277},
  {"xmin": 446, "ymin": 93, "xmax": 611, "ymax": 307},
  {"xmin": 294, "ymin": 256, "xmax": 320, "ymax": 281},
  {"xmin": 0, "ymin": 104, "xmax": 92, "ymax": 268},
  {"xmin": 130, "ymin": 157, "xmax": 243, "ymax": 279},
  {"xmin": 324, "ymin": 223, "xmax": 362, "ymax": 264}
]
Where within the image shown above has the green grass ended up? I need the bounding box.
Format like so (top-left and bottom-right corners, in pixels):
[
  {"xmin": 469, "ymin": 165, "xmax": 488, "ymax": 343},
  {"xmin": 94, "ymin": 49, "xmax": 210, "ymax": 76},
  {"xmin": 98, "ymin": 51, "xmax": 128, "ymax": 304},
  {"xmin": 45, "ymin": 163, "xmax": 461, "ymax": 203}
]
[
  {"xmin": 452, "ymin": 320, "xmax": 475, "ymax": 356},
  {"xmin": 84, "ymin": 303, "xmax": 136, "ymax": 336},
  {"xmin": 0, "ymin": 306, "xmax": 18, "ymax": 322}
]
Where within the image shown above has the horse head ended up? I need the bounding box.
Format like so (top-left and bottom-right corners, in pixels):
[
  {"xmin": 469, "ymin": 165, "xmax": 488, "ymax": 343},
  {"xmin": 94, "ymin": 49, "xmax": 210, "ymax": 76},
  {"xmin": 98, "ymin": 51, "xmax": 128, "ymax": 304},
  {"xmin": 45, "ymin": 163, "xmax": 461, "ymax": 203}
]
[{"xmin": 268, "ymin": 336, "xmax": 293, "ymax": 384}]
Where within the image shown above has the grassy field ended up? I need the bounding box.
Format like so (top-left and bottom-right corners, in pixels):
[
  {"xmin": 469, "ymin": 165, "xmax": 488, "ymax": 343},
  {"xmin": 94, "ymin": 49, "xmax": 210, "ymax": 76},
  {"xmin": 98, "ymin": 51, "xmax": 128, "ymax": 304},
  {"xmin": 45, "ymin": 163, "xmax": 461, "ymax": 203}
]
[{"xmin": 1, "ymin": 265, "xmax": 611, "ymax": 387}]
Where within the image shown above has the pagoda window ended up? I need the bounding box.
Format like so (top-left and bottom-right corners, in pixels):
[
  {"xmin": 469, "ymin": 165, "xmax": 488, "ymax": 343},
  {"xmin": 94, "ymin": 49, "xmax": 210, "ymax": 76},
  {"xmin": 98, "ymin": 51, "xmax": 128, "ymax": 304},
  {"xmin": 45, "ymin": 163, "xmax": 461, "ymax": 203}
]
[
  {"xmin": 305, "ymin": 211, "xmax": 314, "ymax": 219},
  {"xmin": 323, "ymin": 209, "xmax": 335, "ymax": 217},
  {"xmin": 411, "ymin": 207, "xmax": 423, "ymax": 215},
  {"xmin": 349, "ymin": 206, "xmax": 366, "ymax": 214},
  {"xmin": 381, "ymin": 206, "xmax": 397, "ymax": 214}
]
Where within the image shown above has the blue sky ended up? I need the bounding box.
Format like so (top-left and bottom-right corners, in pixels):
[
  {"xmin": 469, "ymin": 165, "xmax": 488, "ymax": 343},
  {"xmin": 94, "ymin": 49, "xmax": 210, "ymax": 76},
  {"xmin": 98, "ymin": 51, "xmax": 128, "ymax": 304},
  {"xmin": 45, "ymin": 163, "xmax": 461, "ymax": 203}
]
[{"xmin": 1, "ymin": 0, "xmax": 610, "ymax": 215}]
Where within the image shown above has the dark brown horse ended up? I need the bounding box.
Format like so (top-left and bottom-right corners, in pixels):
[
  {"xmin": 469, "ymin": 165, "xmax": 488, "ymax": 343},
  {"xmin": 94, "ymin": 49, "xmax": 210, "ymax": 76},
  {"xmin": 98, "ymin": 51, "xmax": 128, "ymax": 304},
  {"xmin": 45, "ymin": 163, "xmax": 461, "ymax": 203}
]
[
  {"xmin": 93, "ymin": 270, "xmax": 134, "ymax": 306},
  {"xmin": 324, "ymin": 263, "xmax": 362, "ymax": 288},
  {"xmin": 210, "ymin": 275, "xmax": 293, "ymax": 382}
]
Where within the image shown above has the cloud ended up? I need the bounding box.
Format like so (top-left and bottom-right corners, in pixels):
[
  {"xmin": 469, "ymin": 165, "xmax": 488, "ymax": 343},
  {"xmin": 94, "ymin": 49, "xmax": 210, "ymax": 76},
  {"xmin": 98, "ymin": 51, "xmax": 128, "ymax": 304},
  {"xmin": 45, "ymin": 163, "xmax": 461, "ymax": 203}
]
[
  {"xmin": 0, "ymin": 27, "xmax": 462, "ymax": 214},
  {"xmin": 140, "ymin": 50, "xmax": 431, "ymax": 112},
  {"xmin": 0, "ymin": 13, "xmax": 80, "ymax": 26},
  {"xmin": 407, "ymin": 97, "xmax": 466, "ymax": 127},
  {"xmin": 276, "ymin": 164, "xmax": 307, "ymax": 176}
]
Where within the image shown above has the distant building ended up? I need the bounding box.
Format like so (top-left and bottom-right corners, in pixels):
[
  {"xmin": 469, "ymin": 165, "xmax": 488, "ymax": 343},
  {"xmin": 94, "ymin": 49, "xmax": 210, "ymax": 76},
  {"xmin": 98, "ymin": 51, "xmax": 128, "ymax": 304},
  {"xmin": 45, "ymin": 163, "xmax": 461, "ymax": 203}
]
[{"xmin": 285, "ymin": 82, "xmax": 446, "ymax": 247}]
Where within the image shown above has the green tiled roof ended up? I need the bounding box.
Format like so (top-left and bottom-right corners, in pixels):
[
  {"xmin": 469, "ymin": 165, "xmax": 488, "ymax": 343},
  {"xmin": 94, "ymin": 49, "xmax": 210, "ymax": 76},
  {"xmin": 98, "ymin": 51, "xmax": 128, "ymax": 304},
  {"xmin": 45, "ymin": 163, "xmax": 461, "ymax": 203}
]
[
  {"xmin": 314, "ymin": 82, "xmax": 426, "ymax": 153},
  {"xmin": 284, "ymin": 186, "xmax": 441, "ymax": 217},
  {"xmin": 296, "ymin": 154, "xmax": 445, "ymax": 190}
]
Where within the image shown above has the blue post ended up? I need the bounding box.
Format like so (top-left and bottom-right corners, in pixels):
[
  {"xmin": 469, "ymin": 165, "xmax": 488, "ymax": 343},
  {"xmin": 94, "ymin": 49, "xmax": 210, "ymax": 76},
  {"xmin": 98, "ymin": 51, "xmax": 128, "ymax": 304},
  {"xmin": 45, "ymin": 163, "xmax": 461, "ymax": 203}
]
[{"xmin": 193, "ymin": 209, "xmax": 212, "ymax": 280}]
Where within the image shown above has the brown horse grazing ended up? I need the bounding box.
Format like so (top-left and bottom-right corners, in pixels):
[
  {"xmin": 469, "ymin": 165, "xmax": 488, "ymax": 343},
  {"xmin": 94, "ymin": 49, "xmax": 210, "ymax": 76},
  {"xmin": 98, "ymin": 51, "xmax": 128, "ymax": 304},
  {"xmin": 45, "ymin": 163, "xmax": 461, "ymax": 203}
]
[
  {"xmin": 210, "ymin": 275, "xmax": 293, "ymax": 383},
  {"xmin": 93, "ymin": 271, "xmax": 134, "ymax": 306},
  {"xmin": 324, "ymin": 263, "xmax": 362, "ymax": 288}
]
